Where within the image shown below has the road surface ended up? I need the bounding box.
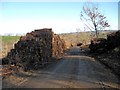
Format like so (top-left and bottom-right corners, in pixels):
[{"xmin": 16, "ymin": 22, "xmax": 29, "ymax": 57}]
[{"xmin": 10, "ymin": 47, "xmax": 120, "ymax": 88}]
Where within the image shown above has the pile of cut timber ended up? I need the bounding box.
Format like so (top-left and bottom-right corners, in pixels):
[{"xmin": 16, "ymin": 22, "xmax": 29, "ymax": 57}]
[
  {"xmin": 89, "ymin": 38, "xmax": 107, "ymax": 53},
  {"xmin": 52, "ymin": 34, "xmax": 66, "ymax": 58},
  {"xmin": 107, "ymin": 30, "xmax": 120, "ymax": 50},
  {"xmin": 2, "ymin": 28, "xmax": 66, "ymax": 71},
  {"xmin": 89, "ymin": 30, "xmax": 120, "ymax": 53}
]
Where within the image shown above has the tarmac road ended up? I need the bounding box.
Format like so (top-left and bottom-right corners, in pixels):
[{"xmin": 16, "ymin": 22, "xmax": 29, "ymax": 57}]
[{"xmin": 17, "ymin": 47, "xmax": 120, "ymax": 89}]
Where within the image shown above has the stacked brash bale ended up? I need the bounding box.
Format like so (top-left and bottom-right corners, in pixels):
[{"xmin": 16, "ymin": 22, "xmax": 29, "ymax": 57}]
[
  {"xmin": 107, "ymin": 30, "xmax": 120, "ymax": 50},
  {"xmin": 89, "ymin": 30, "xmax": 120, "ymax": 53},
  {"xmin": 89, "ymin": 38, "xmax": 107, "ymax": 53},
  {"xmin": 52, "ymin": 34, "xmax": 66, "ymax": 58},
  {"xmin": 2, "ymin": 28, "xmax": 66, "ymax": 71}
]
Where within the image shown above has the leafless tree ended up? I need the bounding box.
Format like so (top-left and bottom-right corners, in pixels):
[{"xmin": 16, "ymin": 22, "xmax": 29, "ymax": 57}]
[{"xmin": 80, "ymin": 3, "xmax": 110, "ymax": 38}]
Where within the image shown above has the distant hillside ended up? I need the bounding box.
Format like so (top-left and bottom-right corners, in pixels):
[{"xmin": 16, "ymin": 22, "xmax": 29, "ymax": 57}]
[{"xmin": 59, "ymin": 30, "xmax": 116, "ymax": 47}]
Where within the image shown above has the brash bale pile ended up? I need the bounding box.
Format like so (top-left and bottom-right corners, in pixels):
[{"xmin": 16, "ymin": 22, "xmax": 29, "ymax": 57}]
[
  {"xmin": 89, "ymin": 38, "xmax": 107, "ymax": 53},
  {"xmin": 107, "ymin": 30, "xmax": 120, "ymax": 50},
  {"xmin": 52, "ymin": 34, "xmax": 66, "ymax": 58},
  {"xmin": 89, "ymin": 30, "xmax": 120, "ymax": 53},
  {"xmin": 2, "ymin": 28, "xmax": 66, "ymax": 71}
]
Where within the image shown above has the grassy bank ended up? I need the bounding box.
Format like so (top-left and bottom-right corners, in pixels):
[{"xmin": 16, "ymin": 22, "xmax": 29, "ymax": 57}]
[
  {"xmin": 1, "ymin": 36, "xmax": 20, "ymax": 58},
  {"xmin": 2, "ymin": 36, "xmax": 20, "ymax": 43}
]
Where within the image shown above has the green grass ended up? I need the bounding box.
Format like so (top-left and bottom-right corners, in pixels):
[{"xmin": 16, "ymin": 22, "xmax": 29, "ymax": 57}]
[{"xmin": 2, "ymin": 36, "xmax": 20, "ymax": 43}]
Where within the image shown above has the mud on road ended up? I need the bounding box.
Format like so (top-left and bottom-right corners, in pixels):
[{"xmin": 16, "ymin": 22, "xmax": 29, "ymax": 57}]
[{"xmin": 2, "ymin": 47, "xmax": 120, "ymax": 89}]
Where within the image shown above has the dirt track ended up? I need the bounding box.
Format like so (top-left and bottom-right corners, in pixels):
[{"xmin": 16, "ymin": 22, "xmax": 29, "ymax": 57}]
[{"xmin": 4, "ymin": 47, "xmax": 120, "ymax": 88}]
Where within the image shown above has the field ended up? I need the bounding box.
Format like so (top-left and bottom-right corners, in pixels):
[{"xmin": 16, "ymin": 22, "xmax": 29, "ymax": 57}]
[{"xmin": 0, "ymin": 36, "xmax": 20, "ymax": 58}]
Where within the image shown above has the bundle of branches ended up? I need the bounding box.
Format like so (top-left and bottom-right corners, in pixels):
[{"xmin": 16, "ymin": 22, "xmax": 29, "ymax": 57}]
[
  {"xmin": 89, "ymin": 38, "xmax": 107, "ymax": 53},
  {"xmin": 52, "ymin": 34, "xmax": 66, "ymax": 58},
  {"xmin": 2, "ymin": 28, "xmax": 66, "ymax": 71},
  {"xmin": 107, "ymin": 30, "xmax": 120, "ymax": 50},
  {"xmin": 89, "ymin": 30, "xmax": 120, "ymax": 53}
]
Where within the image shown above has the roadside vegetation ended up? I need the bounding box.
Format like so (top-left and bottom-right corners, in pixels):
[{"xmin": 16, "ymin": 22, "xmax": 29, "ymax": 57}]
[
  {"xmin": 1, "ymin": 36, "xmax": 20, "ymax": 58},
  {"xmin": 59, "ymin": 30, "xmax": 114, "ymax": 47}
]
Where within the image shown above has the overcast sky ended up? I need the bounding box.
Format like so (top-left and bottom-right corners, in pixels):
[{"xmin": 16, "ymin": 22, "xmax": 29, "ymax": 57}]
[{"xmin": 0, "ymin": 0, "xmax": 119, "ymax": 35}]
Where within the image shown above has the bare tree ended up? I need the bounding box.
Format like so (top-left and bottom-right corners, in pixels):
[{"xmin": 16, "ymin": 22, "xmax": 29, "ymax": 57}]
[{"xmin": 80, "ymin": 3, "xmax": 110, "ymax": 38}]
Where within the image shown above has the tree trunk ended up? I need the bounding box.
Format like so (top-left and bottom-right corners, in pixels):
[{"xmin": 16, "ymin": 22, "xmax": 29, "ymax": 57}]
[{"xmin": 95, "ymin": 25, "xmax": 98, "ymax": 38}]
